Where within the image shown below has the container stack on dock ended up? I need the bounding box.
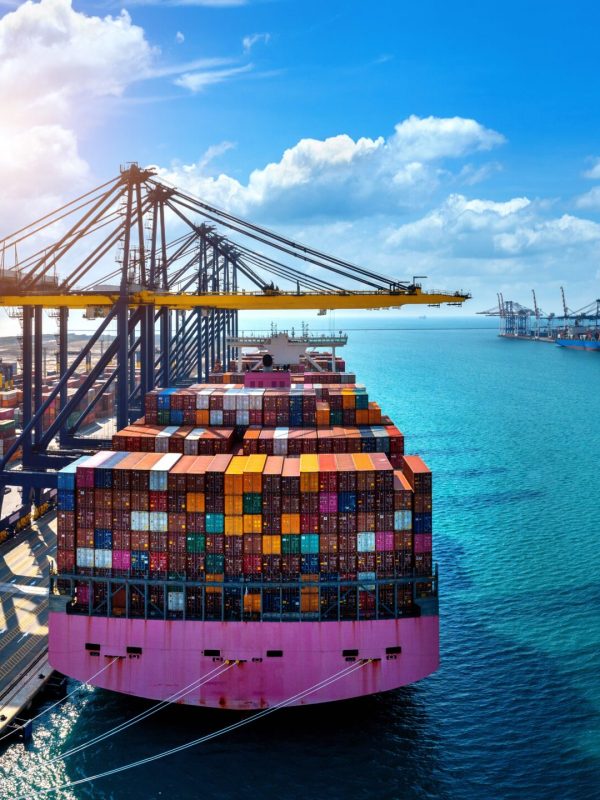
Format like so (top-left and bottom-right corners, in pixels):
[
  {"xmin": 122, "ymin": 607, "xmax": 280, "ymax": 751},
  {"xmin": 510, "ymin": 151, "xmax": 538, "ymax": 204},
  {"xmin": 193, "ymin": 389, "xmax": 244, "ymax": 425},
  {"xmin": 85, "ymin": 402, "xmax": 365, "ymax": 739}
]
[
  {"xmin": 0, "ymin": 389, "xmax": 20, "ymax": 461},
  {"xmin": 55, "ymin": 375, "xmax": 434, "ymax": 619}
]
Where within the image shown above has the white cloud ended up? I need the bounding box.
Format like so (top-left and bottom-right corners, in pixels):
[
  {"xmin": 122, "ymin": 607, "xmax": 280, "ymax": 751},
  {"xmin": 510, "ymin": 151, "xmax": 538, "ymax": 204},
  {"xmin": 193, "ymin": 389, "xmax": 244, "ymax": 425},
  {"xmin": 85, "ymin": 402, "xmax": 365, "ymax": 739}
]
[
  {"xmin": 174, "ymin": 62, "xmax": 252, "ymax": 92},
  {"xmin": 583, "ymin": 158, "xmax": 600, "ymax": 180},
  {"xmin": 154, "ymin": 115, "xmax": 506, "ymax": 220},
  {"xmin": 575, "ymin": 186, "xmax": 600, "ymax": 210},
  {"xmin": 242, "ymin": 32, "xmax": 270, "ymax": 53},
  {"xmin": 175, "ymin": 31, "xmax": 185, "ymax": 43},
  {"xmin": 0, "ymin": 0, "xmax": 154, "ymax": 231},
  {"xmin": 495, "ymin": 214, "xmax": 600, "ymax": 255},
  {"xmin": 386, "ymin": 193, "xmax": 600, "ymax": 260}
]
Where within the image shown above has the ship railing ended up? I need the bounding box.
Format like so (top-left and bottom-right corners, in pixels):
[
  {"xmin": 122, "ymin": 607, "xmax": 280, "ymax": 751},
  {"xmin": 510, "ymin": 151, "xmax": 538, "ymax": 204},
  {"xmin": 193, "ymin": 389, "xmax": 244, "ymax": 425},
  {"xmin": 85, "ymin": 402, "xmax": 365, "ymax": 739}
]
[{"xmin": 52, "ymin": 570, "xmax": 438, "ymax": 623}]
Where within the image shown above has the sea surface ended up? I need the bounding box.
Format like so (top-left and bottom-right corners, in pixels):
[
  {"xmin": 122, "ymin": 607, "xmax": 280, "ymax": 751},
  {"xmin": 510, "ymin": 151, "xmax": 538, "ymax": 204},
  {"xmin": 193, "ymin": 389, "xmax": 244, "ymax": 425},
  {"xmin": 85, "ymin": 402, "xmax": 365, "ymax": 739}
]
[{"xmin": 1, "ymin": 316, "xmax": 599, "ymax": 800}]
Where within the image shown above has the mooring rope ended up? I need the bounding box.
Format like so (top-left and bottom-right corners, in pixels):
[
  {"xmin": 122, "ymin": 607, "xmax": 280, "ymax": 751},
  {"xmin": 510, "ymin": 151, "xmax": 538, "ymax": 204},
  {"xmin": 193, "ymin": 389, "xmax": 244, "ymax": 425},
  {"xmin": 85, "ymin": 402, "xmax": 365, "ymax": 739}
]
[
  {"xmin": 12, "ymin": 659, "xmax": 372, "ymax": 799},
  {"xmin": 42, "ymin": 660, "xmax": 237, "ymax": 767},
  {"xmin": 0, "ymin": 657, "xmax": 120, "ymax": 746}
]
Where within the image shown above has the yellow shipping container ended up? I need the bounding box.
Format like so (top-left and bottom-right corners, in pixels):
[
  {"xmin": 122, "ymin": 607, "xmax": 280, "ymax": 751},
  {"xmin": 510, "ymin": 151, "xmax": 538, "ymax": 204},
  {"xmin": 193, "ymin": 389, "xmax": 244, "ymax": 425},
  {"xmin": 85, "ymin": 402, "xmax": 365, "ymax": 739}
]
[
  {"xmin": 299, "ymin": 454, "xmax": 319, "ymax": 492},
  {"xmin": 243, "ymin": 454, "xmax": 267, "ymax": 493},
  {"xmin": 225, "ymin": 456, "xmax": 249, "ymax": 495}
]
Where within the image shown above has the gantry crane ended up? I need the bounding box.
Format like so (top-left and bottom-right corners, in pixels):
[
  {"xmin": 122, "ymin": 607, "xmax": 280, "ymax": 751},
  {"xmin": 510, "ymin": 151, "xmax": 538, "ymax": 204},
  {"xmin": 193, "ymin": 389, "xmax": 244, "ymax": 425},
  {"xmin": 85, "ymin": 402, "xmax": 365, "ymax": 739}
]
[{"xmin": 0, "ymin": 164, "xmax": 470, "ymax": 525}]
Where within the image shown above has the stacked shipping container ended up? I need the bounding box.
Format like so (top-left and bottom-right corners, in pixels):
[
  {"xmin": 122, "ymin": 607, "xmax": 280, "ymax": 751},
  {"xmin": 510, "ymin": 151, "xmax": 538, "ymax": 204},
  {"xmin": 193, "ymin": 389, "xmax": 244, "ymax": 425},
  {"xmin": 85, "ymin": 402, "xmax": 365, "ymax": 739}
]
[{"xmin": 56, "ymin": 377, "xmax": 433, "ymax": 619}]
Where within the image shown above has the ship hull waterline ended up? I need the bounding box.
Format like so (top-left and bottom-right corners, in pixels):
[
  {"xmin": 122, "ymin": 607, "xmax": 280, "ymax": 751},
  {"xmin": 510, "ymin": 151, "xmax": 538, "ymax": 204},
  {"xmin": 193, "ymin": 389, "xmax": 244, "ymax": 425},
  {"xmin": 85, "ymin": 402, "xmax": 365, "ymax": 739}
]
[
  {"xmin": 556, "ymin": 338, "xmax": 600, "ymax": 351},
  {"xmin": 49, "ymin": 613, "xmax": 439, "ymax": 710}
]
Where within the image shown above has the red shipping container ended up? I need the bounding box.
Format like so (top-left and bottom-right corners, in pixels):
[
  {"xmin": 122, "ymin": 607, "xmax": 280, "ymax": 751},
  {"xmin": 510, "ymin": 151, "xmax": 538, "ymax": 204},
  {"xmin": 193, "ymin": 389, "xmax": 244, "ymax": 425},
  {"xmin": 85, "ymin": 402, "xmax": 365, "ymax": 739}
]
[
  {"xmin": 300, "ymin": 513, "xmax": 319, "ymax": 533},
  {"xmin": 414, "ymin": 534, "xmax": 432, "ymax": 554},
  {"xmin": 113, "ymin": 530, "xmax": 131, "ymax": 550},
  {"xmin": 150, "ymin": 532, "xmax": 168, "ymax": 552},
  {"xmin": 57, "ymin": 550, "xmax": 75, "ymax": 572},
  {"xmin": 149, "ymin": 491, "xmax": 168, "ymax": 512},
  {"xmin": 131, "ymin": 531, "xmax": 150, "ymax": 550},
  {"xmin": 170, "ymin": 552, "xmax": 187, "ymax": 572},
  {"xmin": 186, "ymin": 513, "xmax": 205, "ymax": 533},
  {"xmin": 149, "ymin": 552, "xmax": 168, "ymax": 574},
  {"xmin": 58, "ymin": 530, "xmax": 75, "ymax": 549},
  {"xmin": 281, "ymin": 554, "xmax": 301, "ymax": 575},
  {"xmin": 243, "ymin": 554, "xmax": 262, "ymax": 574},
  {"xmin": 225, "ymin": 535, "xmax": 244, "ymax": 556},
  {"xmin": 358, "ymin": 553, "xmax": 376, "ymax": 572},
  {"xmin": 131, "ymin": 490, "xmax": 149, "ymax": 511},
  {"xmin": 206, "ymin": 534, "xmax": 224, "ymax": 553},
  {"xmin": 281, "ymin": 495, "xmax": 300, "ymax": 514}
]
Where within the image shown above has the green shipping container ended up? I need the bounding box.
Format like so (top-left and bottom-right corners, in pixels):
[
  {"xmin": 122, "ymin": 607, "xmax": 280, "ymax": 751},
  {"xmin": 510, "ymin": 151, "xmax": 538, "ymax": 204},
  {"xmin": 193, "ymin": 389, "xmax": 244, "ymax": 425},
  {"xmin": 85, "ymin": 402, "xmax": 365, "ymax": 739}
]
[
  {"xmin": 243, "ymin": 493, "xmax": 262, "ymax": 514},
  {"xmin": 282, "ymin": 534, "xmax": 301, "ymax": 554},
  {"xmin": 206, "ymin": 553, "xmax": 224, "ymax": 573},
  {"xmin": 186, "ymin": 534, "xmax": 206, "ymax": 554}
]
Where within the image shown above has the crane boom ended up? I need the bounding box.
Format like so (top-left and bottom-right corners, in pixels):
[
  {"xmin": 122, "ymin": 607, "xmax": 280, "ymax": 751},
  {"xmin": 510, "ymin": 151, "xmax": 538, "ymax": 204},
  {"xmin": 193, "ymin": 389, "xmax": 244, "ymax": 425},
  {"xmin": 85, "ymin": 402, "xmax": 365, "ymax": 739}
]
[{"xmin": 0, "ymin": 288, "xmax": 469, "ymax": 311}]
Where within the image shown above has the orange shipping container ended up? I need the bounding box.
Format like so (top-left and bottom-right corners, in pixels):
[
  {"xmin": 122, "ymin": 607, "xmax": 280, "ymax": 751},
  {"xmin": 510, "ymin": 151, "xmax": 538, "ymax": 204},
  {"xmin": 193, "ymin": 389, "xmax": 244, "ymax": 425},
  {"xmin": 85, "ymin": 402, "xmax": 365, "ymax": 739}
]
[
  {"xmin": 281, "ymin": 513, "xmax": 300, "ymax": 534},
  {"xmin": 262, "ymin": 535, "xmax": 281, "ymax": 555},
  {"xmin": 243, "ymin": 454, "xmax": 267, "ymax": 493},
  {"xmin": 243, "ymin": 514, "xmax": 262, "ymax": 534},
  {"xmin": 195, "ymin": 410, "xmax": 210, "ymax": 426},
  {"xmin": 186, "ymin": 493, "xmax": 205, "ymax": 512},
  {"xmin": 224, "ymin": 495, "xmax": 243, "ymax": 516},
  {"xmin": 224, "ymin": 515, "xmax": 243, "ymax": 535}
]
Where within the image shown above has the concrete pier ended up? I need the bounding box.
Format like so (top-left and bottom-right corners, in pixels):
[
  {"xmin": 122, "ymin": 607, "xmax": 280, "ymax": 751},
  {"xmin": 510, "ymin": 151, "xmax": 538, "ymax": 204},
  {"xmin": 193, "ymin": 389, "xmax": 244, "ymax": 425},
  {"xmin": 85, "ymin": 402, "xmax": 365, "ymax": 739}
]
[{"xmin": 0, "ymin": 517, "xmax": 56, "ymax": 739}]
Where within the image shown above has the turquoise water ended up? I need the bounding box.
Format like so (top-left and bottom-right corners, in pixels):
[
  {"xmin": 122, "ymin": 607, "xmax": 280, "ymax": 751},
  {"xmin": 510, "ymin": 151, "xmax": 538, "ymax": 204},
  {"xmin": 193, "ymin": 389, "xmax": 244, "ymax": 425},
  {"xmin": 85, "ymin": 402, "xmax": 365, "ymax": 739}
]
[{"xmin": 1, "ymin": 318, "xmax": 599, "ymax": 799}]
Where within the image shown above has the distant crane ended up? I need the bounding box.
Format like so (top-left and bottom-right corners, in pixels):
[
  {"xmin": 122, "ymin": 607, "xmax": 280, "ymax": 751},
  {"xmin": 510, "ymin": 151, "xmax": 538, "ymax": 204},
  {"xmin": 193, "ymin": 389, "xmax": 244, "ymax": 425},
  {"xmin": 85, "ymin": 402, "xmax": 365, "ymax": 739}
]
[
  {"xmin": 531, "ymin": 289, "xmax": 540, "ymax": 338},
  {"xmin": 560, "ymin": 286, "xmax": 571, "ymax": 331}
]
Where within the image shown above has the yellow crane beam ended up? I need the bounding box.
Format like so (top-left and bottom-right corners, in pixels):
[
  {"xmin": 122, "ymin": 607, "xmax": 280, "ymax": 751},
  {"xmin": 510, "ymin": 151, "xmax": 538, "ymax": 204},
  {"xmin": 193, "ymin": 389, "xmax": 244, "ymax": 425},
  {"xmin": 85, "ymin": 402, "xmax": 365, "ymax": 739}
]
[{"xmin": 0, "ymin": 289, "xmax": 469, "ymax": 311}]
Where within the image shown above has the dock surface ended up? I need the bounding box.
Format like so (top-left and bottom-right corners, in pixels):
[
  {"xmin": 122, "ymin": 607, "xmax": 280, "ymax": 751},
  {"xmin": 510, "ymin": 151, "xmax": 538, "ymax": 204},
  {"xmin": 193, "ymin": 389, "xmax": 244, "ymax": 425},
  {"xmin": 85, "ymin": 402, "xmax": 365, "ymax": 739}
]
[{"xmin": 0, "ymin": 516, "xmax": 56, "ymax": 737}]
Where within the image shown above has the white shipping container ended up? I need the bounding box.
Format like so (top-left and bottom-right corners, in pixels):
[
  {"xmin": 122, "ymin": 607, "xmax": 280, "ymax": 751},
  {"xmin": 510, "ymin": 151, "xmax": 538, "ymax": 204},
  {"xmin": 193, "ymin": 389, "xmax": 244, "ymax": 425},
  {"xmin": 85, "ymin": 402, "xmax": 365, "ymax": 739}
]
[
  {"xmin": 168, "ymin": 591, "xmax": 184, "ymax": 611},
  {"xmin": 76, "ymin": 547, "xmax": 94, "ymax": 567},
  {"xmin": 358, "ymin": 571, "xmax": 376, "ymax": 590},
  {"xmin": 184, "ymin": 428, "xmax": 204, "ymax": 455},
  {"xmin": 210, "ymin": 410, "xmax": 223, "ymax": 426},
  {"xmin": 394, "ymin": 510, "xmax": 412, "ymax": 531},
  {"xmin": 357, "ymin": 532, "xmax": 375, "ymax": 552},
  {"xmin": 236, "ymin": 410, "xmax": 249, "ymax": 426},
  {"xmin": 196, "ymin": 389, "xmax": 213, "ymax": 410},
  {"xmin": 149, "ymin": 511, "xmax": 168, "ymax": 532},
  {"xmin": 223, "ymin": 391, "xmax": 237, "ymax": 411},
  {"xmin": 149, "ymin": 453, "xmax": 180, "ymax": 491},
  {"xmin": 131, "ymin": 511, "xmax": 149, "ymax": 531},
  {"xmin": 94, "ymin": 549, "xmax": 113, "ymax": 569}
]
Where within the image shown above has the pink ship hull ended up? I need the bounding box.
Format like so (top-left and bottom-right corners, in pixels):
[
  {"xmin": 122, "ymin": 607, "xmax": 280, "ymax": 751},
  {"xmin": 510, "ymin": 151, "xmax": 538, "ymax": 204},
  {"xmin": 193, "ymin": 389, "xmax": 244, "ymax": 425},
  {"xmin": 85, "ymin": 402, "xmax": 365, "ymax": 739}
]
[{"xmin": 49, "ymin": 613, "xmax": 439, "ymax": 709}]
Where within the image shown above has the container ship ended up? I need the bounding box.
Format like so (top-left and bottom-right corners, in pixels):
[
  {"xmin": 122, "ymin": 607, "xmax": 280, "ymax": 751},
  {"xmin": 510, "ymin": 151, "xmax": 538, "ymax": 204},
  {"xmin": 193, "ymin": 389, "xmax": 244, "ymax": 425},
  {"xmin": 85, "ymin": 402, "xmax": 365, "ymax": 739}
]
[
  {"xmin": 49, "ymin": 335, "xmax": 438, "ymax": 709},
  {"xmin": 556, "ymin": 336, "xmax": 600, "ymax": 351}
]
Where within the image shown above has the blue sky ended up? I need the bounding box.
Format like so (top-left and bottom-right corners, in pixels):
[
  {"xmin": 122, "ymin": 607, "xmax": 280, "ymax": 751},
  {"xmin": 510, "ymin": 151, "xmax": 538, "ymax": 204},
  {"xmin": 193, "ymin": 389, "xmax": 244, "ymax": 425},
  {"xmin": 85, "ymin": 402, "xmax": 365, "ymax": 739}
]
[{"xmin": 1, "ymin": 0, "xmax": 600, "ymax": 316}]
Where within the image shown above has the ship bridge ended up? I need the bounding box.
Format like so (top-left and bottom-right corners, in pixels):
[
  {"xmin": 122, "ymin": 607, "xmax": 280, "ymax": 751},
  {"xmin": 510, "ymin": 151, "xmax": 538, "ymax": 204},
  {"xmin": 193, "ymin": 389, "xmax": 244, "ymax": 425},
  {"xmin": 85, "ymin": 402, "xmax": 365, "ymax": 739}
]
[{"xmin": 227, "ymin": 326, "xmax": 348, "ymax": 371}]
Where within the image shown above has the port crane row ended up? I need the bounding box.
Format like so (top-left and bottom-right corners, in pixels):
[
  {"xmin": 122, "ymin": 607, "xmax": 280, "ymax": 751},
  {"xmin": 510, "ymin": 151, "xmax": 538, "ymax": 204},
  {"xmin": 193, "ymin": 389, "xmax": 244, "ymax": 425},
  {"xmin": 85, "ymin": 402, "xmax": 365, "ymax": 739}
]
[
  {"xmin": 479, "ymin": 289, "xmax": 600, "ymax": 338},
  {"xmin": 0, "ymin": 164, "xmax": 470, "ymax": 525}
]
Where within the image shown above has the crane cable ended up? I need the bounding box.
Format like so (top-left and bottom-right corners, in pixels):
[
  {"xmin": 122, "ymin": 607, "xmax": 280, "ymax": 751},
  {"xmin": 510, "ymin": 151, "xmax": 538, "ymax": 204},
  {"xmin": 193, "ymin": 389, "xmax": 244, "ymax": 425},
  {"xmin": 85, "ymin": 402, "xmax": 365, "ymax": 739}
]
[
  {"xmin": 12, "ymin": 659, "xmax": 372, "ymax": 800},
  {"xmin": 0, "ymin": 658, "xmax": 119, "ymax": 746}
]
